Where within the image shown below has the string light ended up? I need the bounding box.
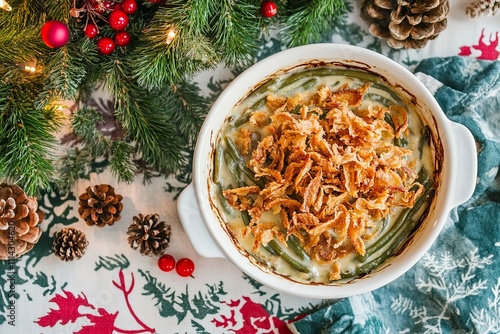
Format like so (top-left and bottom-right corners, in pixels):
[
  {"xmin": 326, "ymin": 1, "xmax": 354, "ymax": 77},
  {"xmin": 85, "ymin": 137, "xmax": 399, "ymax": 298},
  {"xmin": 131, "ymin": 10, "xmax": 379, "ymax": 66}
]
[
  {"xmin": 20, "ymin": 59, "xmax": 38, "ymax": 74},
  {"xmin": 24, "ymin": 65, "xmax": 36, "ymax": 73},
  {"xmin": 0, "ymin": 0, "xmax": 11, "ymax": 11},
  {"xmin": 165, "ymin": 27, "xmax": 177, "ymax": 45}
]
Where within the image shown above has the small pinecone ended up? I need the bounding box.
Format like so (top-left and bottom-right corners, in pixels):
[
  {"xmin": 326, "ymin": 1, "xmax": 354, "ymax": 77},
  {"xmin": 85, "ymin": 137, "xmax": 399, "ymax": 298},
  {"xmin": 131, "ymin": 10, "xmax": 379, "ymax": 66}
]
[
  {"xmin": 78, "ymin": 184, "xmax": 123, "ymax": 227},
  {"xmin": 127, "ymin": 214, "xmax": 171, "ymax": 256},
  {"xmin": 53, "ymin": 227, "xmax": 89, "ymax": 261},
  {"xmin": 361, "ymin": 0, "xmax": 450, "ymax": 49},
  {"xmin": 466, "ymin": 0, "xmax": 500, "ymax": 18},
  {"xmin": 0, "ymin": 184, "xmax": 44, "ymax": 260}
]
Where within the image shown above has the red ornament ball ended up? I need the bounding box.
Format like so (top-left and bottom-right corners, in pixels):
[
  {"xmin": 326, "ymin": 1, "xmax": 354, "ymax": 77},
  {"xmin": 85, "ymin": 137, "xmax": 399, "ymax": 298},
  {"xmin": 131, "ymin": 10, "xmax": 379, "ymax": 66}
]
[
  {"xmin": 121, "ymin": 0, "xmax": 138, "ymax": 14},
  {"xmin": 84, "ymin": 23, "xmax": 99, "ymax": 39},
  {"xmin": 41, "ymin": 20, "xmax": 70, "ymax": 48},
  {"xmin": 108, "ymin": 10, "xmax": 129, "ymax": 31},
  {"xmin": 114, "ymin": 31, "xmax": 131, "ymax": 46},
  {"xmin": 260, "ymin": 1, "xmax": 278, "ymax": 18},
  {"xmin": 176, "ymin": 258, "xmax": 195, "ymax": 277},
  {"xmin": 158, "ymin": 254, "xmax": 175, "ymax": 272},
  {"xmin": 97, "ymin": 37, "xmax": 116, "ymax": 55}
]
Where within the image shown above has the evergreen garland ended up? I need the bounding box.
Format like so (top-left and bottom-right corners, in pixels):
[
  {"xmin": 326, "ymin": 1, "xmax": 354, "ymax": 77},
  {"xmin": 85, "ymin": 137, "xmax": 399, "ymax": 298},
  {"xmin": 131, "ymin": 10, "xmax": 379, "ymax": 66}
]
[{"xmin": 0, "ymin": 0, "xmax": 346, "ymax": 195}]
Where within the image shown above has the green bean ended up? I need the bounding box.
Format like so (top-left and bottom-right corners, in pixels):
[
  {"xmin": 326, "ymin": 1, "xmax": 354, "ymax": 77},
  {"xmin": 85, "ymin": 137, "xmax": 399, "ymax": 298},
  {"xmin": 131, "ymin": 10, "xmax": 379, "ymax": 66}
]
[
  {"xmin": 234, "ymin": 112, "xmax": 252, "ymax": 128},
  {"xmin": 279, "ymin": 72, "xmax": 317, "ymax": 88},
  {"xmin": 301, "ymin": 78, "xmax": 319, "ymax": 90},
  {"xmin": 223, "ymin": 152, "xmax": 245, "ymax": 188},
  {"xmin": 263, "ymin": 244, "xmax": 278, "ymax": 256},
  {"xmin": 242, "ymin": 211, "xmax": 310, "ymax": 272},
  {"xmin": 394, "ymin": 137, "xmax": 409, "ymax": 147},
  {"xmin": 224, "ymin": 137, "xmax": 265, "ymax": 188},
  {"xmin": 241, "ymin": 211, "xmax": 251, "ymax": 226},
  {"xmin": 249, "ymin": 98, "xmax": 266, "ymax": 112},
  {"xmin": 249, "ymin": 78, "xmax": 276, "ymax": 99},
  {"xmin": 215, "ymin": 183, "xmax": 233, "ymax": 214},
  {"xmin": 278, "ymin": 68, "xmax": 382, "ymax": 89},
  {"xmin": 384, "ymin": 113, "xmax": 395, "ymax": 129},
  {"xmin": 418, "ymin": 125, "xmax": 431, "ymax": 159},
  {"xmin": 268, "ymin": 240, "xmax": 311, "ymax": 273},
  {"xmin": 213, "ymin": 147, "xmax": 223, "ymax": 184},
  {"xmin": 343, "ymin": 187, "xmax": 435, "ymax": 279},
  {"xmin": 355, "ymin": 177, "xmax": 433, "ymax": 263},
  {"xmin": 287, "ymin": 234, "xmax": 311, "ymax": 261},
  {"xmin": 366, "ymin": 93, "xmax": 394, "ymax": 108},
  {"xmin": 371, "ymin": 83, "xmax": 403, "ymax": 103}
]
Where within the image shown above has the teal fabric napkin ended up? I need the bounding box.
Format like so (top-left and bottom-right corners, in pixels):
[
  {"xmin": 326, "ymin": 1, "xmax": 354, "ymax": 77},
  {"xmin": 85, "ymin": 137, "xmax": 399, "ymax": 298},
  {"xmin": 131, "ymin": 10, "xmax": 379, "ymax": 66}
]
[{"xmin": 288, "ymin": 57, "xmax": 500, "ymax": 334}]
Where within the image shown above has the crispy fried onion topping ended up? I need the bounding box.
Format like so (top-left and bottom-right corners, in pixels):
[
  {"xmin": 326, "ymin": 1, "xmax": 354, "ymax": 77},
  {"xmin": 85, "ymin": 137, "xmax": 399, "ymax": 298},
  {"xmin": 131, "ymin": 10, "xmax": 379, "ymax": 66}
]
[{"xmin": 223, "ymin": 84, "xmax": 423, "ymax": 279}]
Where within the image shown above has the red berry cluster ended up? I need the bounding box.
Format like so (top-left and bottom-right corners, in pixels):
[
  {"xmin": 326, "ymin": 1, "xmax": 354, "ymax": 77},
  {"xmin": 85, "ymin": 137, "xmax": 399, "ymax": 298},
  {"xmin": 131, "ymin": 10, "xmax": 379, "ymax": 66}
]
[
  {"xmin": 80, "ymin": 0, "xmax": 138, "ymax": 55},
  {"xmin": 158, "ymin": 254, "xmax": 195, "ymax": 278}
]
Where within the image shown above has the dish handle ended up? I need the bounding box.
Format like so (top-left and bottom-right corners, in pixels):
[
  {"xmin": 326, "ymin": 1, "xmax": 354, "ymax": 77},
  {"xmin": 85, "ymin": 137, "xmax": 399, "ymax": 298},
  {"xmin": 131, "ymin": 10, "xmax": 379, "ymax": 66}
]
[
  {"xmin": 447, "ymin": 121, "xmax": 478, "ymax": 208},
  {"xmin": 177, "ymin": 183, "xmax": 225, "ymax": 258}
]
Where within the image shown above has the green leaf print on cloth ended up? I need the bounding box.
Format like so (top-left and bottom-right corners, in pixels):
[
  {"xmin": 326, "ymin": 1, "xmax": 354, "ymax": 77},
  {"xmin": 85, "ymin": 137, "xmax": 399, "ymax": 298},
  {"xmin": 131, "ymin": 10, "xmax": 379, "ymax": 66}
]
[{"xmin": 288, "ymin": 57, "xmax": 500, "ymax": 334}]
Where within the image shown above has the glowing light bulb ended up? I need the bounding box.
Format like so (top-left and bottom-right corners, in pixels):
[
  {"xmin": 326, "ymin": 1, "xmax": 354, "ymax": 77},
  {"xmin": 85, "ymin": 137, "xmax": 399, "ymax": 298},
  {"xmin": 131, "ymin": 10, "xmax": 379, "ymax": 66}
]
[
  {"xmin": 24, "ymin": 65, "xmax": 36, "ymax": 73},
  {"xmin": 0, "ymin": 0, "xmax": 12, "ymax": 11},
  {"xmin": 165, "ymin": 27, "xmax": 177, "ymax": 45}
]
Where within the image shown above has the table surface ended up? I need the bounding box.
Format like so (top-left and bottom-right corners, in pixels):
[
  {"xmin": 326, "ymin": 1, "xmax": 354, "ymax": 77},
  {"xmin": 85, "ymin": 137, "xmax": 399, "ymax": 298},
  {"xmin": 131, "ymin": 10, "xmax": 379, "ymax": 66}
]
[{"xmin": 1, "ymin": 1, "xmax": 499, "ymax": 333}]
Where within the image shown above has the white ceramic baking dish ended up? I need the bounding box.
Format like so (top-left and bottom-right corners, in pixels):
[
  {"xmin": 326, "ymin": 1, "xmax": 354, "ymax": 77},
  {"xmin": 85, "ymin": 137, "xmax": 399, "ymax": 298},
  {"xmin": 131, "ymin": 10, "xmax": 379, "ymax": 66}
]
[{"xmin": 177, "ymin": 44, "xmax": 477, "ymax": 299}]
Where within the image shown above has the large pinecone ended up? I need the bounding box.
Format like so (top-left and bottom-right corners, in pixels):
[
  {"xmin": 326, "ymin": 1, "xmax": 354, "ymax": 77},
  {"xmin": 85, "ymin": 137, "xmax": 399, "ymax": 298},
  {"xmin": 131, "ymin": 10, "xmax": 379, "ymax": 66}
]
[
  {"xmin": 361, "ymin": 0, "xmax": 449, "ymax": 49},
  {"xmin": 127, "ymin": 214, "xmax": 171, "ymax": 256},
  {"xmin": 53, "ymin": 227, "xmax": 89, "ymax": 261},
  {"xmin": 0, "ymin": 184, "xmax": 44, "ymax": 260},
  {"xmin": 78, "ymin": 184, "xmax": 123, "ymax": 227}
]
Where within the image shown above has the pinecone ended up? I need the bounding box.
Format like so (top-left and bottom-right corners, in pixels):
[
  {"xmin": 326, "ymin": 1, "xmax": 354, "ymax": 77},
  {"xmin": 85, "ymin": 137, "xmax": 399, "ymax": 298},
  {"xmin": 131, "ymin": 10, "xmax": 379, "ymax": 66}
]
[
  {"xmin": 78, "ymin": 184, "xmax": 123, "ymax": 227},
  {"xmin": 53, "ymin": 227, "xmax": 89, "ymax": 261},
  {"xmin": 0, "ymin": 184, "xmax": 44, "ymax": 260},
  {"xmin": 127, "ymin": 213, "xmax": 172, "ymax": 256},
  {"xmin": 361, "ymin": 0, "xmax": 450, "ymax": 49},
  {"xmin": 466, "ymin": 0, "xmax": 500, "ymax": 18}
]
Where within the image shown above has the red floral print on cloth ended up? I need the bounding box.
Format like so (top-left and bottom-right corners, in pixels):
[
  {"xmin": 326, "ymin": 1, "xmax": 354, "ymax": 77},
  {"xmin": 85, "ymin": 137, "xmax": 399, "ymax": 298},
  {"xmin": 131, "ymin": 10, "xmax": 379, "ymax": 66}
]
[
  {"xmin": 459, "ymin": 29, "xmax": 500, "ymax": 60},
  {"xmin": 212, "ymin": 296, "xmax": 293, "ymax": 334},
  {"xmin": 35, "ymin": 270, "xmax": 155, "ymax": 334}
]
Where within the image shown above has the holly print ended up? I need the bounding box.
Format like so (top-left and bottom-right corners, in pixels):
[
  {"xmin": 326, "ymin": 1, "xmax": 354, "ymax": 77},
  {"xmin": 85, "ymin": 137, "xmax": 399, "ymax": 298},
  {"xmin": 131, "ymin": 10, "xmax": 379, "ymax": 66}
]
[{"xmin": 36, "ymin": 270, "xmax": 155, "ymax": 333}]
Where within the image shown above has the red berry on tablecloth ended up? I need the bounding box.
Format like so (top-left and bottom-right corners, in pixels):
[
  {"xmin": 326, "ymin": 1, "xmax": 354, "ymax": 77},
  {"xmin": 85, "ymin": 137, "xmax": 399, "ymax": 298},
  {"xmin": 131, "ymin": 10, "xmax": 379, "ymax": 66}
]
[
  {"xmin": 121, "ymin": 0, "xmax": 138, "ymax": 14},
  {"xmin": 108, "ymin": 9, "xmax": 129, "ymax": 31},
  {"xmin": 84, "ymin": 23, "xmax": 99, "ymax": 39},
  {"xmin": 260, "ymin": 1, "xmax": 278, "ymax": 18},
  {"xmin": 97, "ymin": 37, "xmax": 116, "ymax": 55},
  {"xmin": 114, "ymin": 30, "xmax": 131, "ymax": 46},
  {"xmin": 158, "ymin": 254, "xmax": 176, "ymax": 272},
  {"xmin": 40, "ymin": 20, "xmax": 70, "ymax": 48},
  {"xmin": 176, "ymin": 258, "xmax": 195, "ymax": 277}
]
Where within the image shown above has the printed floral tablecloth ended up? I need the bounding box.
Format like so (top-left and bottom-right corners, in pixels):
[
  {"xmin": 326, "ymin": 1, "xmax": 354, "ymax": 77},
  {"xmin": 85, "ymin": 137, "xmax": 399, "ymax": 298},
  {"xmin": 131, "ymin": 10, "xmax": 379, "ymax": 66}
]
[{"xmin": 1, "ymin": 1, "xmax": 499, "ymax": 333}]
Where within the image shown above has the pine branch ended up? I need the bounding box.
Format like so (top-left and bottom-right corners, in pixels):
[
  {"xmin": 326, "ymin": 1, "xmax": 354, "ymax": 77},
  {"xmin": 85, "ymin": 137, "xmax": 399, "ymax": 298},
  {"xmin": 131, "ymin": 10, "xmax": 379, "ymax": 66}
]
[
  {"xmin": 281, "ymin": 0, "xmax": 346, "ymax": 47},
  {"xmin": 0, "ymin": 79, "xmax": 62, "ymax": 195},
  {"xmin": 132, "ymin": 3, "xmax": 219, "ymax": 89},
  {"xmin": 71, "ymin": 106, "xmax": 111, "ymax": 157},
  {"xmin": 37, "ymin": 42, "xmax": 90, "ymax": 107},
  {"xmin": 109, "ymin": 140, "xmax": 136, "ymax": 183},
  {"xmin": 210, "ymin": 0, "xmax": 262, "ymax": 66},
  {"xmin": 103, "ymin": 56, "xmax": 186, "ymax": 175}
]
